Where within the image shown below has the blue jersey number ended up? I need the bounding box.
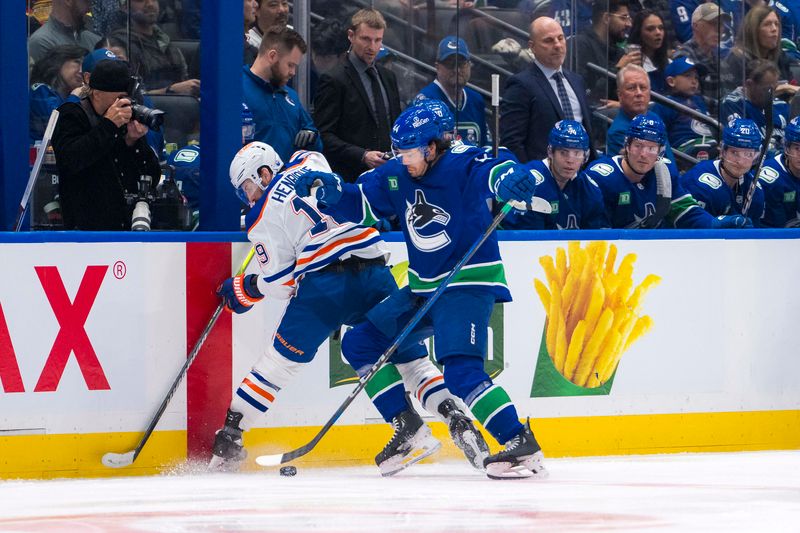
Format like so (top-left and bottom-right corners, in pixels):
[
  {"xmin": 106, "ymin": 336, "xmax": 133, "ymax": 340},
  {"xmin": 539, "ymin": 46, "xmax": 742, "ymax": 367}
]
[{"xmin": 291, "ymin": 196, "xmax": 329, "ymax": 236}]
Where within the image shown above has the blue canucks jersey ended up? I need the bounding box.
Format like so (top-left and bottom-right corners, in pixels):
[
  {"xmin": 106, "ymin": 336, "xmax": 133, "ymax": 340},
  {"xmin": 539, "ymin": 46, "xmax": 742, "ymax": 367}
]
[
  {"xmin": 758, "ymin": 154, "xmax": 800, "ymax": 227},
  {"xmin": 585, "ymin": 155, "xmax": 716, "ymax": 228},
  {"xmin": 414, "ymin": 83, "xmax": 489, "ymax": 147},
  {"xmin": 502, "ymin": 159, "xmax": 610, "ymax": 229},
  {"xmin": 652, "ymin": 94, "xmax": 714, "ymax": 149},
  {"xmin": 680, "ymin": 159, "xmax": 764, "ymax": 225},
  {"xmin": 721, "ymin": 87, "xmax": 790, "ymax": 155},
  {"xmin": 323, "ymin": 144, "xmax": 516, "ymax": 301}
]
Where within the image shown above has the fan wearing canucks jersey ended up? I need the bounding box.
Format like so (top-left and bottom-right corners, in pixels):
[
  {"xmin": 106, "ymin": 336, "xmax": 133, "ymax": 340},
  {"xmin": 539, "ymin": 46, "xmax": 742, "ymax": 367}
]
[
  {"xmin": 681, "ymin": 119, "xmax": 762, "ymax": 226},
  {"xmin": 586, "ymin": 114, "xmax": 753, "ymax": 229},
  {"xmin": 413, "ymin": 36, "xmax": 489, "ymax": 147},
  {"xmin": 211, "ymin": 143, "xmax": 490, "ymax": 476},
  {"xmin": 502, "ymin": 120, "xmax": 610, "ymax": 230},
  {"xmin": 294, "ymin": 105, "xmax": 548, "ymax": 480},
  {"xmin": 759, "ymin": 116, "xmax": 800, "ymax": 227}
]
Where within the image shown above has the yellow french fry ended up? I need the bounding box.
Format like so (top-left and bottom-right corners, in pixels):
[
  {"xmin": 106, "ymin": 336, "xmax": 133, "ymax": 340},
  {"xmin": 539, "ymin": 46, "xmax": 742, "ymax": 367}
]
[
  {"xmin": 545, "ymin": 287, "xmax": 562, "ymax": 360},
  {"xmin": 596, "ymin": 330, "xmax": 623, "ymax": 384},
  {"xmin": 554, "ymin": 308, "xmax": 568, "ymax": 374},
  {"xmin": 573, "ymin": 307, "xmax": 614, "ymax": 387},
  {"xmin": 564, "ymin": 320, "xmax": 586, "ymax": 382},
  {"xmin": 555, "ymin": 246, "xmax": 567, "ymax": 286},
  {"xmin": 539, "ymin": 255, "xmax": 561, "ymax": 293},
  {"xmin": 561, "ymin": 248, "xmax": 586, "ymax": 315},
  {"xmin": 567, "ymin": 241, "xmax": 581, "ymax": 270},
  {"xmin": 534, "ymin": 278, "xmax": 551, "ymax": 312},
  {"xmin": 616, "ymin": 253, "xmax": 637, "ymax": 280},
  {"xmin": 627, "ymin": 274, "xmax": 662, "ymax": 312},
  {"xmin": 583, "ymin": 277, "xmax": 605, "ymax": 345},
  {"xmin": 566, "ymin": 259, "xmax": 593, "ymax": 338},
  {"xmin": 612, "ymin": 277, "xmax": 634, "ymax": 311},
  {"xmin": 623, "ymin": 315, "xmax": 654, "ymax": 352},
  {"xmin": 604, "ymin": 243, "xmax": 618, "ymax": 275}
]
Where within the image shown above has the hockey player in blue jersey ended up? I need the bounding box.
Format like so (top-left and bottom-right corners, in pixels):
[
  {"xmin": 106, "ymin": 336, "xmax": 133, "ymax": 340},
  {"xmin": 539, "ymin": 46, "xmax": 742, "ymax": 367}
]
[
  {"xmin": 413, "ymin": 36, "xmax": 489, "ymax": 147},
  {"xmin": 759, "ymin": 116, "xmax": 800, "ymax": 227},
  {"xmin": 681, "ymin": 118, "xmax": 762, "ymax": 225},
  {"xmin": 503, "ymin": 120, "xmax": 610, "ymax": 230},
  {"xmin": 211, "ymin": 143, "xmax": 489, "ymax": 475},
  {"xmin": 586, "ymin": 113, "xmax": 752, "ymax": 229},
  {"xmin": 294, "ymin": 105, "xmax": 548, "ymax": 480}
]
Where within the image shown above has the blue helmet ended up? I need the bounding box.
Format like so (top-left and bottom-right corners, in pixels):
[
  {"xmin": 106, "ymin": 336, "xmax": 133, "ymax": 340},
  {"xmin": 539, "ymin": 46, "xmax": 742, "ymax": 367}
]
[
  {"xmin": 548, "ymin": 120, "xmax": 589, "ymax": 151},
  {"xmin": 784, "ymin": 116, "xmax": 800, "ymax": 146},
  {"xmin": 418, "ymin": 99, "xmax": 455, "ymax": 136},
  {"xmin": 390, "ymin": 105, "xmax": 441, "ymax": 150},
  {"xmin": 723, "ymin": 118, "xmax": 762, "ymax": 150},
  {"xmin": 625, "ymin": 113, "xmax": 667, "ymax": 146}
]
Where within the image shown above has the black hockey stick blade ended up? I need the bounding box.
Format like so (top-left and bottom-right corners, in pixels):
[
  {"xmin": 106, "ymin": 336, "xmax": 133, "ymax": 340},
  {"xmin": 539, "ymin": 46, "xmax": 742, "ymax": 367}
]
[
  {"xmin": 742, "ymin": 87, "xmax": 774, "ymax": 216},
  {"xmin": 101, "ymin": 248, "xmax": 255, "ymax": 468},
  {"xmin": 256, "ymin": 203, "xmax": 515, "ymax": 467}
]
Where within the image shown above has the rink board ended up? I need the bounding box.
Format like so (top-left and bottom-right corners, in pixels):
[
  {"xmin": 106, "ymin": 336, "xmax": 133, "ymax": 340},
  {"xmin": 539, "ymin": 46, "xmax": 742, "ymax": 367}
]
[{"xmin": 1, "ymin": 233, "xmax": 799, "ymax": 478}]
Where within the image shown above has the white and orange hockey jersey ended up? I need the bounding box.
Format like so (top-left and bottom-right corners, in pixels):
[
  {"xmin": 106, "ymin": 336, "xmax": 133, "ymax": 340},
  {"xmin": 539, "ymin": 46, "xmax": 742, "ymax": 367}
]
[{"xmin": 244, "ymin": 151, "xmax": 388, "ymax": 299}]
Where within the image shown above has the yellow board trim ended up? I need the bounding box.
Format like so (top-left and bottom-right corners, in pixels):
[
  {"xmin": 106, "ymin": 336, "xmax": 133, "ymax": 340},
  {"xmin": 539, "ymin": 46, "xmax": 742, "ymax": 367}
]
[{"xmin": 2, "ymin": 410, "xmax": 799, "ymax": 478}]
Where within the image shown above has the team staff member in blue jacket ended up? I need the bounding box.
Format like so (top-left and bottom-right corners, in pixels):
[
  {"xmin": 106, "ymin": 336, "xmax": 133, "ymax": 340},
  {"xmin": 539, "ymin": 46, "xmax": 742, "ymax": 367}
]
[{"xmin": 243, "ymin": 25, "xmax": 322, "ymax": 163}]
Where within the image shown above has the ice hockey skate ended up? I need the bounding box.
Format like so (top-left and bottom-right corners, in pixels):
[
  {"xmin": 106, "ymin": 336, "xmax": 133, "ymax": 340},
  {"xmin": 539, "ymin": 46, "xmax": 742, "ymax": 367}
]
[
  {"xmin": 437, "ymin": 398, "xmax": 490, "ymax": 470},
  {"xmin": 208, "ymin": 410, "xmax": 247, "ymax": 472},
  {"xmin": 376, "ymin": 407, "xmax": 441, "ymax": 476},
  {"xmin": 483, "ymin": 419, "xmax": 547, "ymax": 480}
]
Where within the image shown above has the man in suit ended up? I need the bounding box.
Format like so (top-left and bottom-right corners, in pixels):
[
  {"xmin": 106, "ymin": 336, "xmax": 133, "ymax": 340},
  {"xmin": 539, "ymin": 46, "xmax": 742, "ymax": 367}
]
[
  {"xmin": 313, "ymin": 9, "xmax": 402, "ymax": 181},
  {"xmin": 499, "ymin": 17, "xmax": 593, "ymax": 163}
]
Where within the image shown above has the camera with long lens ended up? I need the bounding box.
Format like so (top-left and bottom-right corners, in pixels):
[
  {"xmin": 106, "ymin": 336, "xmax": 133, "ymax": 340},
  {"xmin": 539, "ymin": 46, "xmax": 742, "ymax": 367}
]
[
  {"xmin": 127, "ymin": 76, "xmax": 165, "ymax": 131},
  {"xmin": 126, "ymin": 166, "xmax": 191, "ymax": 231}
]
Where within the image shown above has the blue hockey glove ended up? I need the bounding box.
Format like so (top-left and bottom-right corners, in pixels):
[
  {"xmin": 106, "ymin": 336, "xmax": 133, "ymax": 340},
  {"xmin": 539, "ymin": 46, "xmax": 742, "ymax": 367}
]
[
  {"xmin": 294, "ymin": 170, "xmax": 343, "ymax": 205},
  {"xmin": 494, "ymin": 164, "xmax": 537, "ymax": 204},
  {"xmin": 217, "ymin": 274, "xmax": 264, "ymax": 314},
  {"xmin": 713, "ymin": 214, "xmax": 753, "ymax": 229}
]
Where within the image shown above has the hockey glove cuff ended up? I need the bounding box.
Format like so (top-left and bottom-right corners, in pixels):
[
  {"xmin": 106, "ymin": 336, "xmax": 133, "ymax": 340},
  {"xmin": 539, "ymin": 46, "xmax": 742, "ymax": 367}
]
[{"xmin": 217, "ymin": 274, "xmax": 264, "ymax": 314}]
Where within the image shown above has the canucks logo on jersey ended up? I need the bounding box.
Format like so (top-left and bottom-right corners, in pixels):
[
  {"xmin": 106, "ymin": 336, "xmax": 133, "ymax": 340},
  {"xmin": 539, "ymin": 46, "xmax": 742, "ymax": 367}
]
[{"xmin": 405, "ymin": 190, "xmax": 451, "ymax": 252}]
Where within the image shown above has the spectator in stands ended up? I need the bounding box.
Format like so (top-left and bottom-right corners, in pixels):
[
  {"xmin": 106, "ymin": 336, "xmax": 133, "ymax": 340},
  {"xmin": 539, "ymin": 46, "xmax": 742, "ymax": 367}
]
[
  {"xmin": 606, "ymin": 64, "xmax": 677, "ymax": 162},
  {"xmin": 566, "ymin": 0, "xmax": 638, "ymax": 106},
  {"xmin": 532, "ymin": 0, "xmax": 593, "ymax": 37},
  {"xmin": 247, "ymin": 0, "xmax": 290, "ymax": 50},
  {"xmin": 651, "ymin": 57, "xmax": 716, "ymax": 158},
  {"xmin": 244, "ymin": 0, "xmax": 259, "ymax": 65},
  {"xmin": 51, "ymin": 59, "xmax": 160, "ymax": 230},
  {"xmin": 759, "ymin": 115, "xmax": 800, "ymax": 227},
  {"xmin": 28, "ymin": 0, "xmax": 101, "ymax": 63},
  {"xmin": 681, "ymin": 118, "xmax": 764, "ymax": 225},
  {"xmin": 413, "ymin": 36, "xmax": 489, "ymax": 147},
  {"xmin": 500, "ymin": 17, "xmax": 593, "ymax": 162},
  {"xmin": 721, "ymin": 59, "xmax": 790, "ymax": 155},
  {"xmin": 90, "ymin": 0, "xmax": 127, "ymax": 36},
  {"xmin": 110, "ymin": 0, "xmax": 200, "ymax": 94},
  {"xmin": 674, "ymin": 3, "xmax": 732, "ymax": 115},
  {"xmin": 313, "ymin": 9, "xmax": 401, "ymax": 181},
  {"xmin": 309, "ymin": 18, "xmax": 349, "ymax": 101},
  {"xmin": 94, "ymin": 35, "xmax": 129, "ymax": 61},
  {"xmin": 628, "ymin": 9, "xmax": 670, "ymax": 94},
  {"xmin": 29, "ymin": 44, "xmax": 86, "ymax": 143},
  {"xmin": 244, "ymin": 26, "xmax": 321, "ymax": 163},
  {"xmin": 167, "ymin": 142, "xmax": 201, "ymax": 227},
  {"xmin": 721, "ymin": 5, "xmax": 800, "ymax": 97}
]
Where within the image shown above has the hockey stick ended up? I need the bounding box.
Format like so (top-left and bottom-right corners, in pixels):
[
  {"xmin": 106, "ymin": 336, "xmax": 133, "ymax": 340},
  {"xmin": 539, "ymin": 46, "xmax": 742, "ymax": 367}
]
[
  {"xmin": 102, "ymin": 247, "xmax": 256, "ymax": 468},
  {"xmin": 742, "ymin": 87, "xmax": 774, "ymax": 217},
  {"xmin": 15, "ymin": 110, "xmax": 59, "ymax": 231},
  {"xmin": 256, "ymin": 201, "xmax": 519, "ymax": 467}
]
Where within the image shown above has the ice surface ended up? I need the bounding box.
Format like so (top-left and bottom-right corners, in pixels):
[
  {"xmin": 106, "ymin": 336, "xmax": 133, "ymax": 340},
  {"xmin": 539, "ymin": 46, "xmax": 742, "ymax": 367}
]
[{"xmin": 1, "ymin": 451, "xmax": 798, "ymax": 532}]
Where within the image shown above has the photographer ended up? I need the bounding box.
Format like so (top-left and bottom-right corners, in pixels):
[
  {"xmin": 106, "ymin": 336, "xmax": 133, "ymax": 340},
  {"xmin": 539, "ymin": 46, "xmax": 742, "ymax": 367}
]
[{"xmin": 51, "ymin": 59, "xmax": 160, "ymax": 230}]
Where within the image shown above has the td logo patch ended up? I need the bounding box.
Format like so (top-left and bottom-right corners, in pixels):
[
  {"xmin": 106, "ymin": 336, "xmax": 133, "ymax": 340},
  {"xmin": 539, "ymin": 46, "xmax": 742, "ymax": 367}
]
[
  {"xmin": 618, "ymin": 192, "xmax": 631, "ymax": 205},
  {"xmin": 388, "ymin": 176, "xmax": 398, "ymax": 191}
]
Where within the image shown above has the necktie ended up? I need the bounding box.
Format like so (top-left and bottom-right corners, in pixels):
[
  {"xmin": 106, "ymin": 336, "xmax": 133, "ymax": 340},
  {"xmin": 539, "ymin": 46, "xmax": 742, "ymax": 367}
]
[
  {"xmin": 552, "ymin": 71, "xmax": 575, "ymax": 121},
  {"xmin": 366, "ymin": 67, "xmax": 389, "ymax": 134}
]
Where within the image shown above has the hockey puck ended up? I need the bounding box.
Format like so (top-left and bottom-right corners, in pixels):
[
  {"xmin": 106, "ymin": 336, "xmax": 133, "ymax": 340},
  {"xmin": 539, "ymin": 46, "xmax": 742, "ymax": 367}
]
[{"xmin": 279, "ymin": 465, "xmax": 297, "ymax": 477}]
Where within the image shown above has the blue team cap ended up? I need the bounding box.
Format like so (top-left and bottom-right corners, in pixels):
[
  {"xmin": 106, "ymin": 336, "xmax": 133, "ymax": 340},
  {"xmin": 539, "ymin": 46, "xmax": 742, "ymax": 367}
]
[
  {"xmin": 82, "ymin": 48, "xmax": 119, "ymax": 73},
  {"xmin": 665, "ymin": 56, "xmax": 706, "ymax": 77},
  {"xmin": 437, "ymin": 36, "xmax": 470, "ymax": 62}
]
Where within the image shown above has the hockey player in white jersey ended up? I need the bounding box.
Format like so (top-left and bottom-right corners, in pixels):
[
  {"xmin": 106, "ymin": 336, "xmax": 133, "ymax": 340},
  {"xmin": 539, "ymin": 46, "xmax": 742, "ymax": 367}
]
[{"xmin": 211, "ymin": 142, "xmax": 489, "ymax": 475}]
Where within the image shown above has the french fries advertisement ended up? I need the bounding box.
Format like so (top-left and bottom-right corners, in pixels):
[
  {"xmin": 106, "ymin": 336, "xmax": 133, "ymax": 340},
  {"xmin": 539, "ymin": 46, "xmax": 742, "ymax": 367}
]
[{"xmin": 531, "ymin": 241, "xmax": 660, "ymax": 397}]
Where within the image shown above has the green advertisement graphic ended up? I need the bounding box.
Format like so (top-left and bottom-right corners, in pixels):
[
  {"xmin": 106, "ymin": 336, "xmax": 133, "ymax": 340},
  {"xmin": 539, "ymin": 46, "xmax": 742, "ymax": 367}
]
[{"xmin": 530, "ymin": 325, "xmax": 616, "ymax": 398}]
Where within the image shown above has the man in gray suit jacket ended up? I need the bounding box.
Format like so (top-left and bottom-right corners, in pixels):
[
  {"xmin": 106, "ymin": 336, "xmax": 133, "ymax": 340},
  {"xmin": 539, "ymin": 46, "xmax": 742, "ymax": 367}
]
[
  {"xmin": 500, "ymin": 17, "xmax": 594, "ymax": 163},
  {"xmin": 313, "ymin": 9, "xmax": 401, "ymax": 182}
]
